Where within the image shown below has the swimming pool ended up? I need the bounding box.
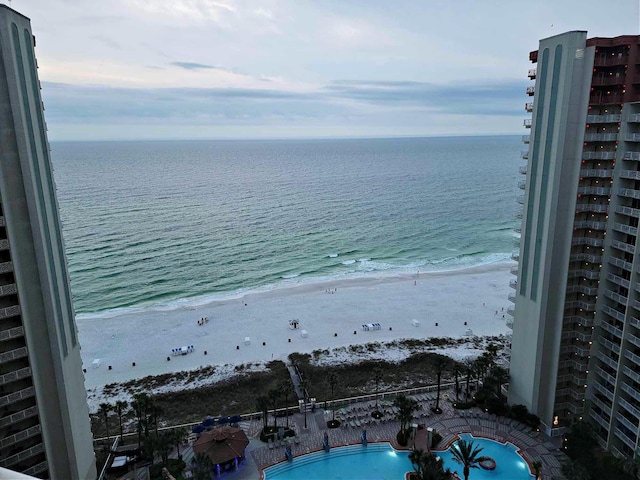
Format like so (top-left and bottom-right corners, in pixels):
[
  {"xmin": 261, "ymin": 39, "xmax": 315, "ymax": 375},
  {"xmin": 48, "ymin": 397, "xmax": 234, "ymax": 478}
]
[{"xmin": 263, "ymin": 434, "xmax": 534, "ymax": 480}]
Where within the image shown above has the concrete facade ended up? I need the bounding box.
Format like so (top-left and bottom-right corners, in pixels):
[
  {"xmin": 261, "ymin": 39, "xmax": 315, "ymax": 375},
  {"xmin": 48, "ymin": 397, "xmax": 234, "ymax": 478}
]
[{"xmin": 0, "ymin": 6, "xmax": 96, "ymax": 479}]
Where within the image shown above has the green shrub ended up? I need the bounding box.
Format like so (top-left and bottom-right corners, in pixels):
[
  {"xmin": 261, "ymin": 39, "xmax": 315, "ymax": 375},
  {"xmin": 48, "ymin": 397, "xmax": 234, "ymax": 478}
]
[
  {"xmin": 431, "ymin": 432, "xmax": 443, "ymax": 449},
  {"xmin": 149, "ymin": 459, "xmax": 186, "ymax": 480}
]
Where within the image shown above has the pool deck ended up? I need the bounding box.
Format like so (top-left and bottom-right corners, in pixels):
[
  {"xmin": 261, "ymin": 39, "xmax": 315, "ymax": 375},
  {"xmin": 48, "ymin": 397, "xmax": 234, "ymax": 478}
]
[{"xmin": 176, "ymin": 389, "xmax": 566, "ymax": 480}]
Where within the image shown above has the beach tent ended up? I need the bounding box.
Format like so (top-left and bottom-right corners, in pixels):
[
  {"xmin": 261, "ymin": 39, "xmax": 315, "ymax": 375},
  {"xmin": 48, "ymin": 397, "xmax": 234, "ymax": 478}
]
[{"xmin": 193, "ymin": 426, "xmax": 249, "ymax": 466}]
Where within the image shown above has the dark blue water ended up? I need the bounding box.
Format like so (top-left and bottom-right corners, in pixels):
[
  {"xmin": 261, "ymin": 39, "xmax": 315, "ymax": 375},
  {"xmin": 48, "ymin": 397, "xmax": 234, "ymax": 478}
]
[{"xmin": 50, "ymin": 136, "xmax": 520, "ymax": 317}]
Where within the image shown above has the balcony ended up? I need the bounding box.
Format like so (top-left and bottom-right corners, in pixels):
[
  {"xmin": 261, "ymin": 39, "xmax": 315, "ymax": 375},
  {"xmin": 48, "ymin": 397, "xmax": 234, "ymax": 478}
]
[
  {"xmin": 528, "ymin": 68, "xmax": 536, "ymax": 79},
  {"xmin": 619, "ymin": 397, "xmax": 640, "ymax": 420},
  {"xmin": 627, "ymin": 332, "xmax": 640, "ymax": 348},
  {"xmin": 579, "ymin": 169, "xmax": 614, "ymax": 178},
  {"xmin": 506, "ymin": 318, "xmax": 514, "ymax": 329},
  {"xmin": 565, "ymin": 300, "xmax": 597, "ymax": 311},
  {"xmin": 604, "ymin": 288, "xmax": 628, "ymax": 306},
  {"xmin": 575, "ymin": 203, "xmax": 608, "ymax": 213},
  {"xmin": 611, "ymin": 239, "xmax": 635, "ymax": 254},
  {"xmin": 0, "ymin": 261, "xmax": 13, "ymax": 274},
  {"xmin": 559, "ymin": 358, "xmax": 589, "ymax": 372},
  {"xmin": 586, "ymin": 113, "xmax": 622, "ymax": 123},
  {"xmin": 631, "ymin": 316, "xmax": 640, "ymax": 329},
  {"xmin": 2, "ymin": 442, "xmax": 44, "ymax": 469},
  {"xmin": 566, "ymin": 314, "xmax": 594, "ymax": 327},
  {"xmin": 511, "ymin": 252, "xmax": 519, "ymax": 262},
  {"xmin": 519, "ymin": 165, "xmax": 527, "ymax": 174},
  {"xmin": 521, "ymin": 150, "xmax": 529, "ymax": 160},
  {"xmin": 0, "ymin": 305, "xmax": 20, "ymax": 320},
  {"xmin": 517, "ymin": 196, "xmax": 525, "ymax": 204},
  {"xmin": 0, "ymin": 386, "xmax": 35, "ymax": 408},
  {"xmin": 567, "ymin": 269, "xmax": 600, "ymax": 280},
  {"xmin": 615, "ymin": 204, "xmax": 640, "ymax": 218},
  {"xmin": 517, "ymin": 180, "xmax": 526, "ymax": 190},
  {"xmin": 592, "ymin": 76, "xmax": 625, "ymax": 86},
  {"xmin": 0, "ymin": 346, "xmax": 28, "ymax": 365},
  {"xmin": 523, "ymin": 118, "xmax": 531, "ymax": 128},
  {"xmin": 507, "ymin": 307, "xmax": 515, "ymax": 317},
  {"xmin": 619, "ymin": 187, "xmax": 640, "ymax": 200},
  {"xmin": 590, "ymin": 93, "xmax": 624, "ymax": 105},
  {"xmin": 619, "ymin": 169, "xmax": 640, "ymax": 180},
  {"xmin": 590, "ymin": 409, "xmax": 611, "ymax": 430},
  {"xmin": 623, "ymin": 151, "xmax": 640, "ymax": 161},
  {"xmin": 510, "ymin": 265, "xmax": 519, "ymax": 275},
  {"xmin": 590, "ymin": 394, "xmax": 612, "ymax": 417},
  {"xmin": 0, "ymin": 240, "xmax": 8, "ymax": 251},
  {"xmin": 584, "ymin": 151, "xmax": 616, "ymax": 160},
  {"xmin": 0, "ymin": 327, "xmax": 24, "ymax": 343},
  {"xmin": 596, "ymin": 349, "xmax": 619, "ymax": 369},
  {"xmin": 626, "ymin": 133, "xmax": 640, "ymax": 142},
  {"xmin": 612, "ymin": 222, "xmax": 637, "ymax": 236},
  {"xmin": 614, "ymin": 426, "xmax": 638, "ymax": 450},
  {"xmin": 584, "ymin": 132, "xmax": 619, "ymax": 142},
  {"xmin": 592, "ymin": 382, "xmax": 615, "ymax": 402},
  {"xmin": 524, "ymin": 103, "xmax": 533, "ymax": 113},
  {"xmin": 572, "ymin": 236, "xmax": 604, "ymax": 247},
  {"xmin": 565, "ymin": 284, "xmax": 598, "ymax": 295},
  {"xmin": 522, "ymin": 134, "xmax": 531, "ymax": 143},
  {"xmin": 0, "ymin": 405, "xmax": 39, "ymax": 429},
  {"xmin": 623, "ymin": 365, "xmax": 640, "ymax": 384},
  {"xmin": 560, "ymin": 330, "xmax": 593, "ymax": 342},
  {"xmin": 0, "ymin": 424, "xmax": 41, "ymax": 449},
  {"xmin": 0, "ymin": 283, "xmax": 17, "ymax": 297},
  {"xmin": 595, "ymin": 365, "xmax": 617, "ymax": 386},
  {"xmin": 577, "ymin": 186, "xmax": 610, "ymax": 195},
  {"xmin": 573, "ymin": 220, "xmax": 606, "ymax": 230},
  {"xmin": 601, "ymin": 303, "xmax": 626, "ymax": 322},
  {"xmin": 509, "ymin": 279, "xmax": 517, "ymax": 289},
  {"xmin": 624, "ymin": 349, "xmax": 640, "ymax": 367},
  {"xmin": 0, "ymin": 367, "xmax": 31, "ymax": 386},
  {"xmin": 607, "ymin": 272, "xmax": 630, "ymax": 289}
]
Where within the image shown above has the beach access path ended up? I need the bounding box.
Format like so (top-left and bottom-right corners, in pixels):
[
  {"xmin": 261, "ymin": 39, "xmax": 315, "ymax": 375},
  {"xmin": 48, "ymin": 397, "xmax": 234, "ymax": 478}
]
[{"xmin": 77, "ymin": 263, "xmax": 514, "ymax": 391}]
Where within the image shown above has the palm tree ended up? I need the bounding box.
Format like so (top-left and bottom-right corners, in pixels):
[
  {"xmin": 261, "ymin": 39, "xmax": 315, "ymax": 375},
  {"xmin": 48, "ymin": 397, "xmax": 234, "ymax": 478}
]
[
  {"xmin": 409, "ymin": 449, "xmax": 452, "ymax": 480},
  {"xmin": 268, "ymin": 388, "xmax": 280, "ymax": 430},
  {"xmin": 452, "ymin": 364, "xmax": 462, "ymax": 402},
  {"xmin": 464, "ymin": 358, "xmax": 474, "ymax": 401},
  {"xmin": 393, "ymin": 394, "xmax": 419, "ymax": 446},
  {"xmin": 132, "ymin": 393, "xmax": 154, "ymax": 451},
  {"xmin": 327, "ymin": 373, "xmax": 338, "ymax": 422},
  {"xmin": 432, "ymin": 355, "xmax": 448, "ymax": 413},
  {"xmin": 450, "ymin": 438, "xmax": 485, "ymax": 480},
  {"xmin": 99, "ymin": 403, "xmax": 112, "ymax": 441},
  {"xmin": 532, "ymin": 460, "xmax": 542, "ymax": 480},
  {"xmin": 192, "ymin": 452, "xmax": 213, "ymax": 480},
  {"xmin": 154, "ymin": 431, "xmax": 173, "ymax": 466},
  {"xmin": 172, "ymin": 427, "xmax": 187, "ymax": 460},
  {"xmin": 280, "ymin": 379, "xmax": 293, "ymax": 428},
  {"xmin": 299, "ymin": 377, "xmax": 309, "ymax": 429},
  {"xmin": 115, "ymin": 400, "xmax": 128, "ymax": 439},
  {"xmin": 256, "ymin": 395, "xmax": 270, "ymax": 432},
  {"xmin": 373, "ymin": 369, "xmax": 383, "ymax": 417},
  {"xmin": 485, "ymin": 342, "xmax": 500, "ymax": 368},
  {"xmin": 487, "ymin": 366, "xmax": 509, "ymax": 398}
]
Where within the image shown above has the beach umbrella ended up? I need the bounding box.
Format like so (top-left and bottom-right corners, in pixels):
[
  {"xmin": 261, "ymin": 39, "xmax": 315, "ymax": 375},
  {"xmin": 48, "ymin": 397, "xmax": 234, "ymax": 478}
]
[
  {"xmin": 229, "ymin": 414, "xmax": 241, "ymax": 425},
  {"xmin": 202, "ymin": 417, "xmax": 215, "ymax": 427},
  {"xmin": 192, "ymin": 425, "xmax": 205, "ymax": 434},
  {"xmin": 218, "ymin": 416, "xmax": 229, "ymax": 425},
  {"xmin": 193, "ymin": 426, "xmax": 250, "ymax": 466}
]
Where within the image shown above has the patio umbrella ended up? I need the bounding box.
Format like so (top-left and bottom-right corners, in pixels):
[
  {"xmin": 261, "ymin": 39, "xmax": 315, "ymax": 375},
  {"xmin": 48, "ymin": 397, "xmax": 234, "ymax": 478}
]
[
  {"xmin": 193, "ymin": 426, "xmax": 250, "ymax": 465},
  {"xmin": 202, "ymin": 417, "xmax": 215, "ymax": 427},
  {"xmin": 191, "ymin": 425, "xmax": 205, "ymax": 434}
]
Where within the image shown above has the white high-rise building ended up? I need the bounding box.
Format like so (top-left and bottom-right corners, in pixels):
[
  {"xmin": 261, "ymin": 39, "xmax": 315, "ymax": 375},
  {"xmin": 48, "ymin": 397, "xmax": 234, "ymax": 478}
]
[
  {"xmin": 0, "ymin": 5, "xmax": 97, "ymax": 479},
  {"xmin": 510, "ymin": 30, "xmax": 640, "ymax": 458}
]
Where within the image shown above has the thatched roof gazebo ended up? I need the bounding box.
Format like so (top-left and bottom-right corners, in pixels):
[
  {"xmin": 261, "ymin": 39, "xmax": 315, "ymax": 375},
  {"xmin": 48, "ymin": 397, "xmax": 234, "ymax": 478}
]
[{"xmin": 193, "ymin": 426, "xmax": 250, "ymax": 468}]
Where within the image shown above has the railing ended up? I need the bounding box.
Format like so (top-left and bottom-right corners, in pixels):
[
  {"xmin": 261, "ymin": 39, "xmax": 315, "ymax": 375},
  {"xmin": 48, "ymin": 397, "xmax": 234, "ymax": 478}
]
[
  {"xmin": 523, "ymin": 118, "xmax": 531, "ymax": 128},
  {"xmin": 0, "ymin": 262, "xmax": 13, "ymax": 274},
  {"xmin": 598, "ymin": 337, "xmax": 621, "ymax": 355},
  {"xmin": 594, "ymin": 365, "xmax": 617, "ymax": 386},
  {"xmin": 567, "ymin": 269, "xmax": 600, "ymax": 280},
  {"xmin": 524, "ymin": 103, "xmax": 533, "ymax": 113},
  {"xmin": 519, "ymin": 165, "xmax": 527, "ymax": 174},
  {"xmin": 0, "ymin": 305, "xmax": 21, "ymax": 320},
  {"xmin": 619, "ymin": 187, "xmax": 640, "ymax": 200},
  {"xmin": 623, "ymin": 151, "xmax": 640, "ymax": 160},
  {"xmin": 97, "ymin": 436, "xmax": 121, "ymax": 480},
  {"xmin": 579, "ymin": 168, "xmax": 613, "ymax": 178},
  {"xmin": 610, "ymin": 239, "xmax": 635, "ymax": 254},
  {"xmin": 612, "ymin": 222, "xmax": 637, "ymax": 236},
  {"xmin": 0, "ymin": 424, "xmax": 41, "ymax": 449},
  {"xmin": 573, "ymin": 220, "xmax": 606, "ymax": 230},
  {"xmin": 584, "ymin": 132, "xmax": 619, "ymax": 142},
  {"xmin": 589, "ymin": 94, "xmax": 624, "ymax": 105},
  {"xmin": 521, "ymin": 151, "xmax": 529, "ymax": 160},
  {"xmin": 614, "ymin": 425, "xmax": 639, "ymax": 450},
  {"xmin": 0, "ymin": 326, "xmax": 24, "ymax": 342},
  {"xmin": 624, "ymin": 349, "xmax": 640, "ymax": 367},
  {"xmin": 526, "ymin": 85, "xmax": 534, "ymax": 95},
  {"xmin": 517, "ymin": 180, "xmax": 526, "ymax": 190},
  {"xmin": 626, "ymin": 133, "xmax": 640, "ymax": 142},
  {"xmin": 572, "ymin": 236, "xmax": 604, "ymax": 247},
  {"xmin": 615, "ymin": 205, "xmax": 640, "ymax": 218},
  {"xmin": 575, "ymin": 203, "xmax": 608, "ymax": 213},
  {"xmin": 601, "ymin": 303, "xmax": 625, "ymax": 322},
  {"xmin": 604, "ymin": 288, "xmax": 628, "ymax": 306},
  {"xmin": 595, "ymin": 350, "xmax": 619, "ymax": 369},
  {"xmin": 577, "ymin": 186, "xmax": 610, "ymax": 195},
  {"xmin": 527, "ymin": 68, "xmax": 536, "ymax": 79},
  {"xmin": 619, "ymin": 169, "xmax": 640, "ymax": 180},
  {"xmin": 0, "ymin": 283, "xmax": 17, "ymax": 297},
  {"xmin": 522, "ymin": 134, "xmax": 530, "ymax": 143},
  {"xmin": 584, "ymin": 151, "xmax": 616, "ymax": 160},
  {"xmin": 607, "ymin": 272, "xmax": 630, "ymax": 289},
  {"xmin": 586, "ymin": 113, "xmax": 621, "ymax": 123}
]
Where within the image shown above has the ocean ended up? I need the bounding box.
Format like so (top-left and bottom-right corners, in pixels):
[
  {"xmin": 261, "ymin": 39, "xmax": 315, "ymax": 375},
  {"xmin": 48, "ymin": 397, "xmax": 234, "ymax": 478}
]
[{"xmin": 50, "ymin": 136, "xmax": 520, "ymax": 318}]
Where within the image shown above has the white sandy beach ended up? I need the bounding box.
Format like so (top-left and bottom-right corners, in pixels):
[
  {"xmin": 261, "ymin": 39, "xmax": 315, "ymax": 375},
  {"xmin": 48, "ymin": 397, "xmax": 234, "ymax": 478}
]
[{"xmin": 77, "ymin": 262, "xmax": 514, "ymax": 392}]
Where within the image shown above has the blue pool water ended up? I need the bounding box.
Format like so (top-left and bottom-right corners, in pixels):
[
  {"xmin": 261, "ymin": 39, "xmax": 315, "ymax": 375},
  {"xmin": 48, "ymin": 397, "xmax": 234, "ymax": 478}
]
[{"xmin": 263, "ymin": 435, "xmax": 534, "ymax": 480}]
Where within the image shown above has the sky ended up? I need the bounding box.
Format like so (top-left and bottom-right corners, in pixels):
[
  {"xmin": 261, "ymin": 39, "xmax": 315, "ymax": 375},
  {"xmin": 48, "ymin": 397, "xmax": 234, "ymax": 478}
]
[{"xmin": 5, "ymin": 0, "xmax": 640, "ymax": 140}]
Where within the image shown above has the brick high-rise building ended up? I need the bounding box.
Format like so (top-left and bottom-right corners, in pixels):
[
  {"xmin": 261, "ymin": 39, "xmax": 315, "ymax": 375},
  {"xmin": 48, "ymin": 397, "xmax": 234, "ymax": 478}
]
[
  {"xmin": 0, "ymin": 5, "xmax": 96, "ymax": 479},
  {"xmin": 510, "ymin": 30, "xmax": 640, "ymax": 457}
]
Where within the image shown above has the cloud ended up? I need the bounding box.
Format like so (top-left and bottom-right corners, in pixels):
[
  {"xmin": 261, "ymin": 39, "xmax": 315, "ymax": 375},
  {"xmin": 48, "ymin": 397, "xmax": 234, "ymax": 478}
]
[{"xmin": 170, "ymin": 62, "xmax": 217, "ymax": 70}]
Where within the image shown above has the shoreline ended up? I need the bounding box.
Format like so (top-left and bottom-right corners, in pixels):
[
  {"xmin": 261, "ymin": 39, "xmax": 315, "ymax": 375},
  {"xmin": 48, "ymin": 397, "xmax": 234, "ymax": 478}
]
[{"xmin": 78, "ymin": 261, "xmax": 515, "ymax": 394}]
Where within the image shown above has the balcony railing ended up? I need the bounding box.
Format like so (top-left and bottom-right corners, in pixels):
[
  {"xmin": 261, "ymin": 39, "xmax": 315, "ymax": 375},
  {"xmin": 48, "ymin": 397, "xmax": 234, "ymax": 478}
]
[
  {"xmin": 0, "ymin": 346, "xmax": 28, "ymax": 365},
  {"xmin": 607, "ymin": 272, "xmax": 630, "ymax": 289},
  {"xmin": 528, "ymin": 68, "xmax": 536, "ymax": 79},
  {"xmin": 572, "ymin": 236, "xmax": 604, "ymax": 247},
  {"xmin": 519, "ymin": 165, "xmax": 527, "ymax": 174},
  {"xmin": 0, "ymin": 326, "xmax": 24, "ymax": 343},
  {"xmin": 517, "ymin": 180, "xmax": 526, "ymax": 190},
  {"xmin": 615, "ymin": 205, "xmax": 640, "ymax": 218},
  {"xmin": 573, "ymin": 220, "xmax": 606, "ymax": 230},
  {"xmin": 624, "ymin": 349, "xmax": 640, "ymax": 367},
  {"xmin": 586, "ymin": 113, "xmax": 622, "ymax": 123},
  {"xmin": 592, "ymin": 382, "xmax": 615, "ymax": 402},
  {"xmin": 614, "ymin": 426, "xmax": 638, "ymax": 450},
  {"xmin": 0, "ymin": 405, "xmax": 39, "ymax": 429},
  {"xmin": 565, "ymin": 284, "xmax": 598, "ymax": 295},
  {"xmin": 0, "ymin": 283, "xmax": 17, "ymax": 297},
  {"xmin": 569, "ymin": 252, "xmax": 602, "ymax": 263},
  {"xmin": 584, "ymin": 132, "xmax": 619, "ymax": 142},
  {"xmin": 579, "ymin": 169, "xmax": 613, "ymax": 178},
  {"xmin": 591, "ymin": 76, "xmax": 625, "ymax": 86},
  {"xmin": 575, "ymin": 203, "xmax": 608, "ymax": 213},
  {"xmin": 595, "ymin": 365, "xmax": 617, "ymax": 386},
  {"xmin": 590, "ymin": 94, "xmax": 624, "ymax": 105},
  {"xmin": 596, "ymin": 349, "xmax": 619, "ymax": 369},
  {"xmin": 526, "ymin": 85, "xmax": 535, "ymax": 96},
  {"xmin": 623, "ymin": 151, "xmax": 640, "ymax": 161},
  {"xmin": 522, "ymin": 134, "xmax": 530, "ymax": 143},
  {"xmin": 523, "ymin": 118, "xmax": 531, "ymax": 128},
  {"xmin": 0, "ymin": 367, "xmax": 31, "ymax": 386},
  {"xmin": 610, "ymin": 239, "xmax": 635, "ymax": 254},
  {"xmin": 0, "ymin": 305, "xmax": 20, "ymax": 320},
  {"xmin": 620, "ymin": 169, "xmax": 640, "ymax": 180},
  {"xmin": 623, "ymin": 365, "xmax": 640, "ymax": 384},
  {"xmin": 604, "ymin": 288, "xmax": 628, "ymax": 306},
  {"xmin": 612, "ymin": 222, "xmax": 638, "ymax": 236},
  {"xmin": 584, "ymin": 151, "xmax": 616, "ymax": 160},
  {"xmin": 590, "ymin": 409, "xmax": 611, "ymax": 430},
  {"xmin": 0, "ymin": 262, "xmax": 13, "ymax": 274},
  {"xmin": 0, "ymin": 386, "xmax": 35, "ymax": 408},
  {"xmin": 619, "ymin": 397, "xmax": 640, "ymax": 421},
  {"xmin": 521, "ymin": 150, "xmax": 529, "ymax": 160},
  {"xmin": 566, "ymin": 315, "xmax": 594, "ymax": 327},
  {"xmin": 601, "ymin": 303, "xmax": 626, "ymax": 322},
  {"xmin": 524, "ymin": 103, "xmax": 533, "ymax": 113},
  {"xmin": 626, "ymin": 133, "xmax": 640, "ymax": 142},
  {"xmin": 567, "ymin": 269, "xmax": 600, "ymax": 280},
  {"xmin": 0, "ymin": 424, "xmax": 41, "ymax": 449},
  {"xmin": 577, "ymin": 186, "xmax": 610, "ymax": 195}
]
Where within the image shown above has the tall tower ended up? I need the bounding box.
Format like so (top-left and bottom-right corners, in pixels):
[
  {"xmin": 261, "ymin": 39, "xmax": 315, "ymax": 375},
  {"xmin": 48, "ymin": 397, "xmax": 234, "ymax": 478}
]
[
  {"xmin": 0, "ymin": 6, "xmax": 96, "ymax": 479},
  {"xmin": 510, "ymin": 30, "xmax": 640, "ymax": 458}
]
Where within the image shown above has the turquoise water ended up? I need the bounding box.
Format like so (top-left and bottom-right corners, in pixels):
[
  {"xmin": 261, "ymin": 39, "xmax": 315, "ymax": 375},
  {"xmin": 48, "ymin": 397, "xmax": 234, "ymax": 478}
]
[
  {"xmin": 263, "ymin": 435, "xmax": 534, "ymax": 480},
  {"xmin": 51, "ymin": 136, "xmax": 520, "ymax": 317}
]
